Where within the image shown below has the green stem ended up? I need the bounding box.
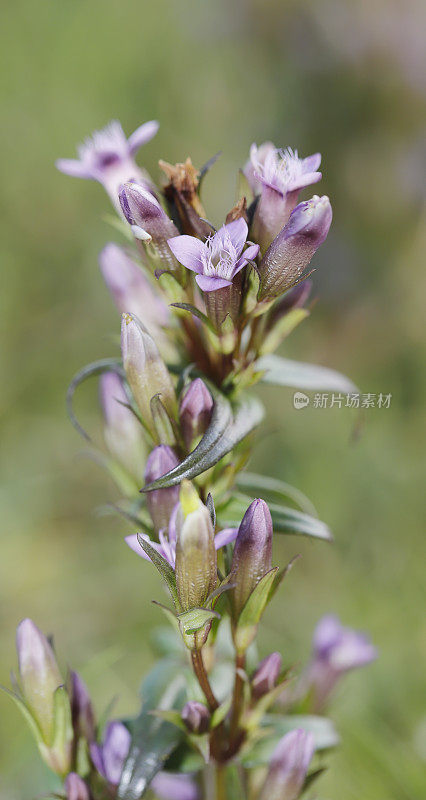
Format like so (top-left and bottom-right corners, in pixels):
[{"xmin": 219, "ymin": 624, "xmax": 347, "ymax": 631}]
[
  {"xmin": 228, "ymin": 653, "xmax": 246, "ymax": 752},
  {"xmin": 215, "ymin": 763, "xmax": 226, "ymax": 800}
]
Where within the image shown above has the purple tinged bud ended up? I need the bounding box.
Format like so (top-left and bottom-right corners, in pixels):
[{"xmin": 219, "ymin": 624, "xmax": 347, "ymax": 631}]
[
  {"xmin": 65, "ymin": 773, "xmax": 90, "ymax": 800},
  {"xmin": 258, "ymin": 196, "xmax": 332, "ymax": 302},
  {"xmin": 307, "ymin": 615, "xmax": 378, "ymax": 711},
  {"xmin": 230, "ymin": 499, "xmax": 273, "ymax": 618},
  {"xmin": 151, "ymin": 771, "xmax": 200, "ymax": 800},
  {"xmin": 16, "ymin": 619, "xmax": 63, "ymax": 742},
  {"xmin": 121, "ymin": 313, "xmax": 176, "ymax": 435},
  {"xmin": 181, "ymin": 700, "xmax": 210, "ymax": 734},
  {"xmin": 179, "ymin": 379, "xmax": 213, "ymax": 451},
  {"xmin": 99, "ymin": 243, "xmax": 170, "ymax": 332},
  {"xmin": 99, "ymin": 371, "xmax": 146, "ymax": 482},
  {"xmin": 145, "ymin": 445, "xmax": 180, "ymax": 533},
  {"xmin": 252, "ymin": 652, "xmax": 282, "ymax": 699},
  {"xmin": 90, "ymin": 720, "xmax": 130, "ymax": 786},
  {"xmin": 260, "ymin": 728, "xmax": 315, "ymax": 800},
  {"xmin": 69, "ymin": 670, "xmax": 96, "ymax": 743},
  {"xmin": 175, "ymin": 482, "xmax": 217, "ymax": 611},
  {"xmin": 119, "ymin": 181, "xmax": 179, "ymax": 246}
]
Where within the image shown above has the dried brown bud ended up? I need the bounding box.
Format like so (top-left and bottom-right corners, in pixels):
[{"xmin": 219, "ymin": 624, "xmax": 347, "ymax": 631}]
[{"xmin": 226, "ymin": 197, "xmax": 248, "ymax": 225}]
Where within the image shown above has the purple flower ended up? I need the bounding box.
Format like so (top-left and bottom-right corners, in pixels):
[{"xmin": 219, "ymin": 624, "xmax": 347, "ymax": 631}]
[
  {"xmin": 16, "ymin": 618, "xmax": 63, "ymax": 742},
  {"xmin": 125, "ymin": 495, "xmax": 237, "ymax": 568},
  {"xmin": 56, "ymin": 120, "xmax": 158, "ymax": 207},
  {"xmin": 167, "ymin": 218, "xmax": 259, "ymax": 292},
  {"xmin": 119, "ymin": 181, "xmax": 179, "ymax": 250},
  {"xmin": 230, "ymin": 499, "xmax": 273, "ymax": 618},
  {"xmin": 99, "ymin": 371, "xmax": 146, "ymax": 482},
  {"xmin": 179, "ymin": 379, "xmax": 213, "ymax": 451},
  {"xmin": 306, "ymin": 615, "xmax": 378, "ymax": 711},
  {"xmin": 151, "ymin": 771, "xmax": 200, "ymax": 800},
  {"xmin": 252, "ymin": 652, "xmax": 282, "ymax": 699},
  {"xmin": 65, "ymin": 773, "xmax": 90, "ymax": 800},
  {"xmin": 69, "ymin": 670, "xmax": 96, "ymax": 743},
  {"xmin": 181, "ymin": 700, "xmax": 210, "ymax": 734},
  {"xmin": 243, "ymin": 140, "xmax": 275, "ymax": 195},
  {"xmin": 99, "ymin": 243, "xmax": 170, "ymax": 334},
  {"xmin": 90, "ymin": 720, "xmax": 130, "ymax": 786},
  {"xmin": 260, "ymin": 728, "xmax": 315, "ymax": 800},
  {"xmin": 144, "ymin": 445, "xmax": 180, "ymax": 534},
  {"xmin": 249, "ymin": 144, "xmax": 322, "ymax": 252},
  {"xmin": 258, "ymin": 195, "xmax": 332, "ymax": 301}
]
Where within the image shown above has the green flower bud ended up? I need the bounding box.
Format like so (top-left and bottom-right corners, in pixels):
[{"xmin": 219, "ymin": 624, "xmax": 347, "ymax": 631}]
[{"xmin": 175, "ymin": 482, "xmax": 217, "ymax": 611}]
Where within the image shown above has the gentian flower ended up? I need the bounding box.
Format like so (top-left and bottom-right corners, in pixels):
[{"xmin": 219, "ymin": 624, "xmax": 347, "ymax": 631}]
[
  {"xmin": 249, "ymin": 143, "xmax": 322, "ymax": 251},
  {"xmin": 144, "ymin": 445, "xmax": 180, "ymax": 534},
  {"xmin": 99, "ymin": 243, "xmax": 170, "ymax": 336},
  {"xmin": 8, "ymin": 619, "xmax": 73, "ymax": 776},
  {"xmin": 306, "ymin": 614, "xmax": 378, "ymax": 711},
  {"xmin": 90, "ymin": 719, "xmax": 199, "ymax": 799},
  {"xmin": 99, "ymin": 371, "xmax": 146, "ymax": 484},
  {"xmin": 179, "ymin": 379, "xmax": 214, "ymax": 451},
  {"xmin": 181, "ymin": 700, "xmax": 210, "ymax": 734},
  {"xmin": 259, "ymin": 728, "xmax": 315, "ymax": 800},
  {"xmin": 56, "ymin": 120, "xmax": 158, "ymax": 208},
  {"xmin": 252, "ymin": 652, "xmax": 282, "ymax": 699},
  {"xmin": 167, "ymin": 218, "xmax": 259, "ymax": 292},
  {"xmin": 258, "ymin": 195, "xmax": 332, "ymax": 301},
  {"xmin": 119, "ymin": 181, "xmax": 179, "ymax": 245},
  {"xmin": 68, "ymin": 669, "xmax": 96, "ymax": 743},
  {"xmin": 229, "ymin": 499, "xmax": 273, "ymax": 619},
  {"xmin": 64, "ymin": 773, "xmax": 90, "ymax": 800}
]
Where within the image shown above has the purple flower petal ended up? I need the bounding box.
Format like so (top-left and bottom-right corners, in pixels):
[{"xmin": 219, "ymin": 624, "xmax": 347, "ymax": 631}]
[
  {"xmin": 241, "ymin": 243, "xmax": 260, "ymax": 262},
  {"xmin": 302, "ymin": 152, "xmax": 321, "ymax": 172},
  {"xmin": 55, "ymin": 158, "xmax": 93, "ymax": 179},
  {"xmin": 102, "ymin": 721, "xmax": 131, "ymax": 785},
  {"xmin": 167, "ymin": 235, "xmax": 205, "ymax": 273},
  {"xmin": 89, "ymin": 742, "xmax": 106, "ymax": 779},
  {"xmin": 287, "ymin": 170, "xmax": 322, "ymax": 193},
  {"xmin": 223, "ymin": 217, "xmax": 248, "ymax": 256},
  {"xmin": 125, "ymin": 534, "xmax": 151, "ymax": 560},
  {"xmin": 214, "ymin": 527, "xmax": 238, "ymax": 549},
  {"xmin": 196, "ymin": 274, "xmax": 232, "ymax": 292},
  {"xmin": 152, "ymin": 771, "xmax": 200, "ymax": 800},
  {"xmin": 127, "ymin": 121, "xmax": 160, "ymax": 155}
]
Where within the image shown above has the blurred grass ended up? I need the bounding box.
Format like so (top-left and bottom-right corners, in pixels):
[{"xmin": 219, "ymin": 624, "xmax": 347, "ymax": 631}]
[{"xmin": 0, "ymin": 0, "xmax": 425, "ymax": 797}]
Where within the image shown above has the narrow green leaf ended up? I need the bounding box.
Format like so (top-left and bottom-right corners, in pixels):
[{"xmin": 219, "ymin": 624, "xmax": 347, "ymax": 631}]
[
  {"xmin": 170, "ymin": 302, "xmax": 216, "ymax": 334},
  {"xmin": 0, "ymin": 685, "xmax": 44, "ymax": 747},
  {"xmin": 66, "ymin": 357, "xmax": 124, "ymax": 441},
  {"xmin": 137, "ymin": 535, "xmax": 180, "ymax": 610},
  {"xmin": 235, "ymin": 568, "xmax": 278, "ymax": 653},
  {"xmin": 118, "ymin": 660, "xmax": 186, "ymax": 799},
  {"xmin": 260, "ymin": 308, "xmax": 310, "ymax": 355},
  {"xmin": 236, "ymin": 472, "xmax": 318, "ymax": 517},
  {"xmin": 143, "ymin": 392, "xmax": 264, "ymax": 491},
  {"xmin": 51, "ymin": 685, "xmax": 73, "ymax": 752},
  {"xmin": 257, "ymin": 354, "xmax": 357, "ymax": 393}
]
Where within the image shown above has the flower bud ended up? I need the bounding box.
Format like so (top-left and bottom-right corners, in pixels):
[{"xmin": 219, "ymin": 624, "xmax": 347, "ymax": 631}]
[
  {"xmin": 119, "ymin": 182, "xmax": 181, "ymax": 273},
  {"xmin": 175, "ymin": 482, "xmax": 217, "ymax": 611},
  {"xmin": 260, "ymin": 728, "xmax": 315, "ymax": 800},
  {"xmin": 99, "ymin": 243, "xmax": 170, "ymax": 334},
  {"xmin": 230, "ymin": 499, "xmax": 272, "ymax": 618},
  {"xmin": 90, "ymin": 721, "xmax": 130, "ymax": 786},
  {"xmin": 151, "ymin": 772, "xmax": 200, "ymax": 800},
  {"xmin": 181, "ymin": 700, "xmax": 210, "ymax": 734},
  {"xmin": 16, "ymin": 619, "xmax": 63, "ymax": 742},
  {"xmin": 258, "ymin": 196, "xmax": 332, "ymax": 302},
  {"xmin": 121, "ymin": 312, "xmax": 176, "ymax": 434},
  {"xmin": 145, "ymin": 445, "xmax": 180, "ymax": 533},
  {"xmin": 65, "ymin": 773, "xmax": 91, "ymax": 800},
  {"xmin": 179, "ymin": 379, "xmax": 213, "ymax": 451},
  {"xmin": 252, "ymin": 652, "xmax": 282, "ymax": 699},
  {"xmin": 99, "ymin": 371, "xmax": 146, "ymax": 482},
  {"xmin": 69, "ymin": 670, "xmax": 96, "ymax": 743},
  {"xmin": 15, "ymin": 619, "xmax": 72, "ymax": 775}
]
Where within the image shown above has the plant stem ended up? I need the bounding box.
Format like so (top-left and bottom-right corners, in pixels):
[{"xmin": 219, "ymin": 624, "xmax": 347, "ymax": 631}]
[
  {"xmin": 215, "ymin": 763, "xmax": 226, "ymax": 800},
  {"xmin": 228, "ymin": 653, "xmax": 246, "ymax": 752},
  {"xmin": 191, "ymin": 649, "xmax": 219, "ymax": 711}
]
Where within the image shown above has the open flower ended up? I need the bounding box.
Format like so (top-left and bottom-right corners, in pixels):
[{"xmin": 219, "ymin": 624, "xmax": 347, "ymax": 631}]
[
  {"xmin": 167, "ymin": 218, "xmax": 259, "ymax": 292},
  {"xmin": 260, "ymin": 728, "xmax": 315, "ymax": 800},
  {"xmin": 305, "ymin": 614, "xmax": 378, "ymax": 711},
  {"xmin": 249, "ymin": 143, "xmax": 322, "ymax": 251},
  {"xmin": 56, "ymin": 120, "xmax": 158, "ymax": 207}
]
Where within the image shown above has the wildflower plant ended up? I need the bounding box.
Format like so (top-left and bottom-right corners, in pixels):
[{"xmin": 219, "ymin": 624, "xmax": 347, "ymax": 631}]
[{"xmin": 3, "ymin": 120, "xmax": 377, "ymax": 799}]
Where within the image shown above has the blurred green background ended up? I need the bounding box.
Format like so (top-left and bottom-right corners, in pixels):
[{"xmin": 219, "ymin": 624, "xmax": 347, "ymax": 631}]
[{"xmin": 1, "ymin": 0, "xmax": 425, "ymax": 797}]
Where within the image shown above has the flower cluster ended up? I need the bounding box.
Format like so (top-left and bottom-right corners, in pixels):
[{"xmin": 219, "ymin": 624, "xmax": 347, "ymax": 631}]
[{"xmin": 3, "ymin": 119, "xmax": 376, "ymax": 800}]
